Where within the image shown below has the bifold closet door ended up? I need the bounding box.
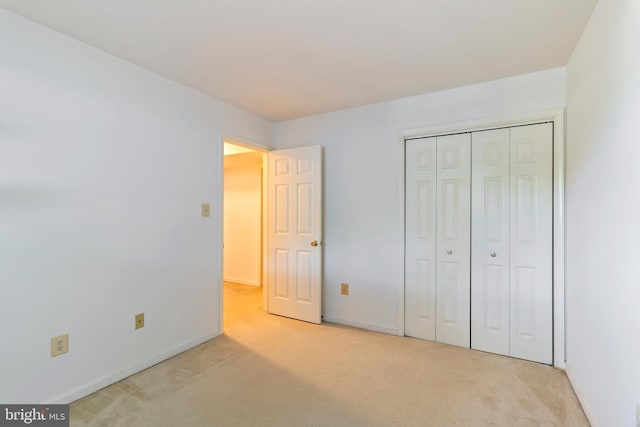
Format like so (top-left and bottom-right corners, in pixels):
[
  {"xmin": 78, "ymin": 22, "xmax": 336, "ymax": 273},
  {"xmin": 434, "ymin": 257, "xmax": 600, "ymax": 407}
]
[
  {"xmin": 471, "ymin": 123, "xmax": 553, "ymax": 364},
  {"xmin": 405, "ymin": 137, "xmax": 437, "ymax": 341},
  {"xmin": 435, "ymin": 134, "xmax": 471, "ymax": 348},
  {"xmin": 405, "ymin": 134, "xmax": 470, "ymax": 347},
  {"xmin": 471, "ymin": 128, "xmax": 511, "ymax": 356},
  {"xmin": 509, "ymin": 123, "xmax": 553, "ymax": 364}
]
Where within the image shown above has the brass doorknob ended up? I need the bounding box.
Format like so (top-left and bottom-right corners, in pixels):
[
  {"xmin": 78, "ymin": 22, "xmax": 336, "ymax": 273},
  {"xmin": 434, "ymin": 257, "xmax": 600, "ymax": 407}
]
[{"xmin": 311, "ymin": 240, "xmax": 319, "ymax": 247}]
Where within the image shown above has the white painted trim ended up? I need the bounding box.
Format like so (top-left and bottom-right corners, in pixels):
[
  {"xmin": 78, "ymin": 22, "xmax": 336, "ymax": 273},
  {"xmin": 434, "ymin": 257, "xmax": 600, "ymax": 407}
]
[
  {"xmin": 224, "ymin": 277, "xmax": 261, "ymax": 287},
  {"xmin": 401, "ymin": 110, "xmax": 564, "ymax": 140},
  {"xmin": 216, "ymin": 133, "xmax": 225, "ymax": 335},
  {"xmin": 396, "ymin": 133, "xmax": 407, "ymax": 337},
  {"xmin": 552, "ymin": 110, "xmax": 566, "ymax": 368},
  {"xmin": 44, "ymin": 333, "xmax": 217, "ymax": 404},
  {"xmin": 222, "ymin": 134, "xmax": 271, "ymax": 152},
  {"xmin": 397, "ymin": 108, "xmax": 566, "ymax": 368},
  {"xmin": 218, "ymin": 133, "xmax": 271, "ymax": 333},
  {"xmin": 322, "ymin": 317, "xmax": 399, "ymax": 336},
  {"xmin": 262, "ymin": 153, "xmax": 269, "ymax": 312},
  {"xmin": 565, "ymin": 362, "xmax": 597, "ymax": 426}
]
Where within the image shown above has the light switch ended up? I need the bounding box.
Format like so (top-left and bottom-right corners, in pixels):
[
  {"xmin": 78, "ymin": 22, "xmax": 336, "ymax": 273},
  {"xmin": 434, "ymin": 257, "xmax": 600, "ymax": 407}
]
[{"xmin": 201, "ymin": 203, "xmax": 210, "ymax": 217}]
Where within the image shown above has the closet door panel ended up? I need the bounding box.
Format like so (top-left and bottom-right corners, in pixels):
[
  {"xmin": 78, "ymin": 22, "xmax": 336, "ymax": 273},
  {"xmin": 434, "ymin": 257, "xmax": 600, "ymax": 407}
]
[
  {"xmin": 405, "ymin": 138, "xmax": 437, "ymax": 340},
  {"xmin": 509, "ymin": 123, "xmax": 553, "ymax": 364},
  {"xmin": 436, "ymin": 133, "xmax": 471, "ymax": 348},
  {"xmin": 471, "ymin": 128, "xmax": 510, "ymax": 356}
]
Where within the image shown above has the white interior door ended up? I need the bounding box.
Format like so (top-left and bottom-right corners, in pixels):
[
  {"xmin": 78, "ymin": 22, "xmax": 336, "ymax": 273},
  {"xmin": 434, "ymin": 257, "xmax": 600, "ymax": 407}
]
[
  {"xmin": 435, "ymin": 133, "xmax": 471, "ymax": 348},
  {"xmin": 509, "ymin": 123, "xmax": 553, "ymax": 364},
  {"xmin": 471, "ymin": 128, "xmax": 510, "ymax": 356},
  {"xmin": 406, "ymin": 123, "xmax": 552, "ymax": 362},
  {"xmin": 470, "ymin": 123, "xmax": 553, "ymax": 364},
  {"xmin": 267, "ymin": 146, "xmax": 323, "ymax": 324},
  {"xmin": 405, "ymin": 138, "xmax": 437, "ymax": 340}
]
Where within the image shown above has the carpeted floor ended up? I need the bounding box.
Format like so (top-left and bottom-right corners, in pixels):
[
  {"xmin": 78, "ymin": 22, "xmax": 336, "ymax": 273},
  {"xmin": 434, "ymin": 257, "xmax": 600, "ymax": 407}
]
[{"xmin": 70, "ymin": 282, "xmax": 589, "ymax": 426}]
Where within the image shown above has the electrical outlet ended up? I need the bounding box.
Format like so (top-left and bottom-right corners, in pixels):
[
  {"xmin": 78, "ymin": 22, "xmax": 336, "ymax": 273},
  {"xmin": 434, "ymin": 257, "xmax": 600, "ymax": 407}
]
[
  {"xmin": 51, "ymin": 334, "xmax": 69, "ymax": 357},
  {"xmin": 341, "ymin": 283, "xmax": 349, "ymax": 296},
  {"xmin": 201, "ymin": 203, "xmax": 210, "ymax": 217},
  {"xmin": 135, "ymin": 313, "xmax": 145, "ymax": 329}
]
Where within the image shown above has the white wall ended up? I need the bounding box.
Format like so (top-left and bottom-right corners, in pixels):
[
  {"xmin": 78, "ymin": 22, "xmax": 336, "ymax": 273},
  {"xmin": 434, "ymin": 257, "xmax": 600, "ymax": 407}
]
[
  {"xmin": 274, "ymin": 68, "xmax": 566, "ymax": 333},
  {"xmin": 566, "ymin": 0, "xmax": 640, "ymax": 425},
  {"xmin": 224, "ymin": 154, "xmax": 262, "ymax": 286},
  {"xmin": 0, "ymin": 10, "xmax": 272, "ymax": 404}
]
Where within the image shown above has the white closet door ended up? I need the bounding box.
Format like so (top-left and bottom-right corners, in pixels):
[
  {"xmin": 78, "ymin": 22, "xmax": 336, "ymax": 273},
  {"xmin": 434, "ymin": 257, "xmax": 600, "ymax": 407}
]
[
  {"xmin": 405, "ymin": 138, "xmax": 437, "ymax": 340},
  {"xmin": 509, "ymin": 123, "xmax": 553, "ymax": 364},
  {"xmin": 436, "ymin": 133, "xmax": 471, "ymax": 348},
  {"xmin": 471, "ymin": 128, "xmax": 510, "ymax": 356}
]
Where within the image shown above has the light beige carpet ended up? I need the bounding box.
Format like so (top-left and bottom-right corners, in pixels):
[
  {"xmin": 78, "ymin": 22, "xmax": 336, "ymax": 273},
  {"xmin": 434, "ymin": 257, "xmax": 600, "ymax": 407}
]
[{"xmin": 71, "ymin": 282, "xmax": 588, "ymax": 426}]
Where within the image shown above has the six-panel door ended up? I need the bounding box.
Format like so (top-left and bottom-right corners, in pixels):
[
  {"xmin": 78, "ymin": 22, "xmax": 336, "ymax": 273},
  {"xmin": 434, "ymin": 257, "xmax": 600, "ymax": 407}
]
[{"xmin": 268, "ymin": 146, "xmax": 323, "ymax": 324}]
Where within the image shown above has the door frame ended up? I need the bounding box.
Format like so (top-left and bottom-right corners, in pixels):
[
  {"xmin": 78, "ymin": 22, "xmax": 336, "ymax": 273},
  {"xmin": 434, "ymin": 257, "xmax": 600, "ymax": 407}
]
[
  {"xmin": 396, "ymin": 109, "xmax": 566, "ymax": 368},
  {"xmin": 217, "ymin": 133, "xmax": 271, "ymax": 334}
]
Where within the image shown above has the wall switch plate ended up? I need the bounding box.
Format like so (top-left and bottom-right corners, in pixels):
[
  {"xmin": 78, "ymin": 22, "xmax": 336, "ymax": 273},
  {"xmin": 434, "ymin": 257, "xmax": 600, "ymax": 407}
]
[
  {"xmin": 341, "ymin": 283, "xmax": 349, "ymax": 296},
  {"xmin": 201, "ymin": 203, "xmax": 210, "ymax": 217},
  {"xmin": 135, "ymin": 313, "xmax": 145, "ymax": 329},
  {"xmin": 51, "ymin": 334, "xmax": 69, "ymax": 357}
]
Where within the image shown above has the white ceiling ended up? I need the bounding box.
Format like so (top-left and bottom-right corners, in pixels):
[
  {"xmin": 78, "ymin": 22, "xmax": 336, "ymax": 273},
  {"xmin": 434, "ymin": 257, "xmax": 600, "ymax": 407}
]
[
  {"xmin": 224, "ymin": 151, "xmax": 263, "ymax": 169},
  {"xmin": 224, "ymin": 142, "xmax": 255, "ymax": 156},
  {"xmin": 0, "ymin": 0, "xmax": 597, "ymax": 121}
]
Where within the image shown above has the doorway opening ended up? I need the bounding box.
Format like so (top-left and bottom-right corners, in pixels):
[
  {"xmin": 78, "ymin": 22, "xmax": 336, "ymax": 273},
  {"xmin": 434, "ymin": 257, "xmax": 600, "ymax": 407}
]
[
  {"xmin": 219, "ymin": 141, "xmax": 324, "ymax": 330},
  {"xmin": 222, "ymin": 139, "xmax": 267, "ymax": 330}
]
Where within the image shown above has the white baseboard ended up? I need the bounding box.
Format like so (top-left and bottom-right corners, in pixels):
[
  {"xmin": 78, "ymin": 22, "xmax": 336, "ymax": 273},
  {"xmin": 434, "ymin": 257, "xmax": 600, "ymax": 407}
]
[
  {"xmin": 43, "ymin": 333, "xmax": 218, "ymax": 404},
  {"xmin": 322, "ymin": 316, "xmax": 398, "ymax": 336},
  {"xmin": 565, "ymin": 361, "xmax": 597, "ymax": 426},
  {"xmin": 223, "ymin": 277, "xmax": 260, "ymax": 287}
]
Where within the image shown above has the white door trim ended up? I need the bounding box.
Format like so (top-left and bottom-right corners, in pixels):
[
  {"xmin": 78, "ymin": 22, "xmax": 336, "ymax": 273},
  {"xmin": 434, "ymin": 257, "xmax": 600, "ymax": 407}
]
[
  {"xmin": 217, "ymin": 133, "xmax": 271, "ymax": 334},
  {"xmin": 396, "ymin": 109, "xmax": 566, "ymax": 368}
]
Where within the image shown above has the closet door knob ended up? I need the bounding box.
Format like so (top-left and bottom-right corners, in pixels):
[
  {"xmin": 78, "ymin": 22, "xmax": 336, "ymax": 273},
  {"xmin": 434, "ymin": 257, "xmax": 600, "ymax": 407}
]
[
  {"xmin": 446, "ymin": 250, "xmax": 453, "ymax": 255},
  {"xmin": 490, "ymin": 252, "xmax": 497, "ymax": 257}
]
